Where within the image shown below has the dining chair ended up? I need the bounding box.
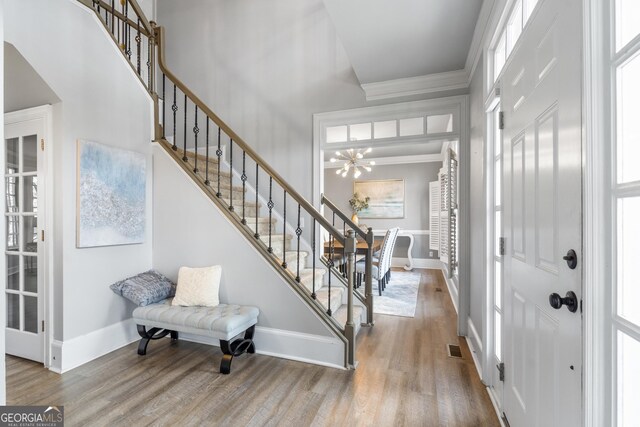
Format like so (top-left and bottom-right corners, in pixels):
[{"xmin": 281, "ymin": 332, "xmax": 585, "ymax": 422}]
[{"xmin": 355, "ymin": 227, "xmax": 399, "ymax": 295}]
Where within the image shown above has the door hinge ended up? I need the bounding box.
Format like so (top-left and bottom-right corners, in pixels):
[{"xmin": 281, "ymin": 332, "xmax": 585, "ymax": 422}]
[
  {"xmin": 499, "ymin": 111, "xmax": 505, "ymax": 130},
  {"xmin": 41, "ymin": 139, "xmax": 45, "ymax": 151},
  {"xmin": 41, "ymin": 320, "xmax": 45, "ymax": 332},
  {"xmin": 499, "ymin": 237, "xmax": 506, "ymax": 256},
  {"xmin": 41, "ymin": 230, "xmax": 45, "ymax": 242},
  {"xmin": 497, "ymin": 362, "xmax": 505, "ymax": 381}
]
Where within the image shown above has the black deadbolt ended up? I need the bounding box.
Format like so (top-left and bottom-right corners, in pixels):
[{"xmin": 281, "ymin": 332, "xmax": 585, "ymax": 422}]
[
  {"xmin": 549, "ymin": 291, "xmax": 578, "ymax": 313},
  {"xmin": 563, "ymin": 249, "xmax": 578, "ymax": 269}
]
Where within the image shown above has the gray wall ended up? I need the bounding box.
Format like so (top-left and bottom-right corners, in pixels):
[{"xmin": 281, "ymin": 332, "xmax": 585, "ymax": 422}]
[
  {"xmin": 5, "ymin": 0, "xmax": 154, "ymax": 341},
  {"xmin": 152, "ymin": 146, "xmax": 344, "ymax": 366},
  {"xmin": 324, "ymin": 162, "xmax": 442, "ymax": 259},
  {"xmin": 155, "ymin": 0, "xmax": 467, "ymax": 202},
  {"xmin": 469, "ymin": 56, "xmax": 486, "ymax": 359},
  {"xmin": 4, "ymin": 42, "xmax": 60, "ymax": 113}
]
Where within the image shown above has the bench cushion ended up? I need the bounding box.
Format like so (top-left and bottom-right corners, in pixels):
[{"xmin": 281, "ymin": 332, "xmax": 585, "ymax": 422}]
[{"xmin": 133, "ymin": 298, "xmax": 259, "ymax": 341}]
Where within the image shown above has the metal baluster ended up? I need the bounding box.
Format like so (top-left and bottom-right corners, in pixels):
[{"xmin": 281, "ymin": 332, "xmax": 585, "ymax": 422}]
[
  {"xmin": 204, "ymin": 118, "xmax": 210, "ymax": 186},
  {"xmin": 312, "ymin": 219, "xmax": 316, "ymax": 299},
  {"xmin": 125, "ymin": 1, "xmax": 131, "ymax": 59},
  {"xmin": 241, "ymin": 152, "xmax": 247, "ymax": 224},
  {"xmin": 147, "ymin": 37, "xmax": 152, "ymax": 89},
  {"xmin": 111, "ymin": 0, "xmax": 115, "ymax": 36},
  {"xmin": 267, "ymin": 177, "xmax": 273, "ymax": 253},
  {"xmin": 162, "ymin": 74, "xmax": 166, "ymax": 138},
  {"xmin": 228, "ymin": 138, "xmax": 234, "ymax": 211},
  {"xmin": 136, "ymin": 19, "xmax": 141, "ymax": 75},
  {"xmin": 216, "ymin": 128, "xmax": 222, "ymax": 197},
  {"xmin": 104, "ymin": 3, "xmax": 108, "ymax": 26},
  {"xmin": 295, "ymin": 204, "xmax": 302, "ymax": 282},
  {"xmin": 171, "ymin": 84, "xmax": 177, "ymax": 150},
  {"xmin": 282, "ymin": 190, "xmax": 287, "ymax": 268},
  {"xmin": 254, "ymin": 164, "xmax": 260, "ymax": 239},
  {"xmin": 342, "ymin": 220, "xmax": 347, "ymax": 276},
  {"xmin": 182, "ymin": 95, "xmax": 187, "ymax": 161},
  {"xmin": 327, "ymin": 227, "xmax": 334, "ymax": 316},
  {"xmin": 193, "ymin": 105, "xmax": 199, "ymax": 173}
]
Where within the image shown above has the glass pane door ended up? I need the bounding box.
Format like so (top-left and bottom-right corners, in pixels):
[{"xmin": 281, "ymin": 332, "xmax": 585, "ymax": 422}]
[{"xmin": 5, "ymin": 134, "xmax": 39, "ymax": 335}]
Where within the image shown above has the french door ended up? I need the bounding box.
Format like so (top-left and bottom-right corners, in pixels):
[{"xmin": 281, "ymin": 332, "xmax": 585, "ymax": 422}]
[
  {"xmin": 500, "ymin": 0, "xmax": 583, "ymax": 425},
  {"xmin": 4, "ymin": 111, "xmax": 46, "ymax": 363}
]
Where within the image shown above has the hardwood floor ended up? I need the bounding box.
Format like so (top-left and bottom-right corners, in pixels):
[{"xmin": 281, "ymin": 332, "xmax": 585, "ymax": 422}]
[{"xmin": 7, "ymin": 268, "xmax": 499, "ymax": 426}]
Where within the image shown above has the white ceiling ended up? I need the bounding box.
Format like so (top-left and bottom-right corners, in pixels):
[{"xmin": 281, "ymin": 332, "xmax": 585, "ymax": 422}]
[{"xmin": 322, "ymin": 0, "xmax": 484, "ymax": 84}]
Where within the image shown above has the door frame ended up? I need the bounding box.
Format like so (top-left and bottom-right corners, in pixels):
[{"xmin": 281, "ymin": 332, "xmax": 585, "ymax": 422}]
[{"xmin": 4, "ymin": 105, "xmax": 54, "ymax": 368}]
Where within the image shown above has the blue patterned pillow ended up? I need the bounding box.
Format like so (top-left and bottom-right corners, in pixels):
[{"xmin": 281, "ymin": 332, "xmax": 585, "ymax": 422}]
[{"xmin": 110, "ymin": 270, "xmax": 176, "ymax": 306}]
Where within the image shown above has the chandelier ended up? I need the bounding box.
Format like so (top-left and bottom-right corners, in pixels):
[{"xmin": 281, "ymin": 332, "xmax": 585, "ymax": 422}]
[{"xmin": 330, "ymin": 148, "xmax": 375, "ymax": 178}]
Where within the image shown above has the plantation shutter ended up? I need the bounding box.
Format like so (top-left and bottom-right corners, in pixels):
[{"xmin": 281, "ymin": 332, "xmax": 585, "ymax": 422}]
[{"xmin": 429, "ymin": 181, "xmax": 440, "ymax": 251}]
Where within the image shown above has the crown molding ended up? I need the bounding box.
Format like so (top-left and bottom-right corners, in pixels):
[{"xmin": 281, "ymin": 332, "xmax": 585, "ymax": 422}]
[
  {"xmin": 324, "ymin": 153, "xmax": 443, "ymax": 169},
  {"xmin": 361, "ymin": 69, "xmax": 469, "ymax": 101}
]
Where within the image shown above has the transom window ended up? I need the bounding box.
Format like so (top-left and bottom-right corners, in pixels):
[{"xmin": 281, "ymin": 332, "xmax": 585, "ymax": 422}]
[
  {"xmin": 492, "ymin": 0, "xmax": 540, "ymax": 83},
  {"xmin": 320, "ymin": 101, "xmax": 457, "ymax": 146}
]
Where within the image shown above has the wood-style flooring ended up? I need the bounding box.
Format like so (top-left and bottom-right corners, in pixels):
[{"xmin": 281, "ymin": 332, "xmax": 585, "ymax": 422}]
[{"xmin": 6, "ymin": 268, "xmax": 499, "ymax": 426}]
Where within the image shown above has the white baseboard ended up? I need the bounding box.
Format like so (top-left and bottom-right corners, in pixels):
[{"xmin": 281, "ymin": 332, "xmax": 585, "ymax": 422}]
[
  {"xmin": 50, "ymin": 318, "xmax": 139, "ymax": 374},
  {"xmin": 180, "ymin": 326, "xmax": 346, "ymax": 370},
  {"xmin": 443, "ymin": 271, "xmax": 459, "ymax": 314},
  {"xmin": 390, "ymin": 257, "xmax": 442, "ymax": 270},
  {"xmin": 466, "ymin": 318, "xmax": 483, "ymax": 379}
]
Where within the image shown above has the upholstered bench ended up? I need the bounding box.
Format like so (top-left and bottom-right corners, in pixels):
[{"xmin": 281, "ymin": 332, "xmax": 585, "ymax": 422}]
[{"xmin": 132, "ymin": 298, "xmax": 259, "ymax": 374}]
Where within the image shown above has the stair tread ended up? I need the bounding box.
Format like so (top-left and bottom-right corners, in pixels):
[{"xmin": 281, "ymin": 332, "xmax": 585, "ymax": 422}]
[
  {"xmin": 181, "ymin": 149, "xmax": 220, "ymax": 164},
  {"xmin": 333, "ymin": 304, "xmax": 364, "ymax": 329},
  {"xmin": 315, "ymin": 286, "xmax": 344, "ymax": 313}
]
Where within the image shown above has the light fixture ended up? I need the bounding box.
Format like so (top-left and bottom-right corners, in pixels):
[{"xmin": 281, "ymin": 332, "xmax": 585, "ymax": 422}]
[{"xmin": 330, "ymin": 148, "xmax": 375, "ymax": 179}]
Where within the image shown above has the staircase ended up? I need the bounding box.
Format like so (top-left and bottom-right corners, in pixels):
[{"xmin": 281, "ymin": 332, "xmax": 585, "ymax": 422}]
[{"xmin": 80, "ymin": 0, "xmax": 376, "ymax": 369}]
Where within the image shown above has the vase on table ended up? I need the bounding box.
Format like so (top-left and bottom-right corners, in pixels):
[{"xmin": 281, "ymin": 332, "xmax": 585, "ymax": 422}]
[{"xmin": 351, "ymin": 213, "xmax": 359, "ymax": 225}]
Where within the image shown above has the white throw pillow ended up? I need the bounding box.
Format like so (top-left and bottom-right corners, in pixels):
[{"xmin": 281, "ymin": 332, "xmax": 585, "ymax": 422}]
[{"xmin": 172, "ymin": 265, "xmax": 221, "ymax": 307}]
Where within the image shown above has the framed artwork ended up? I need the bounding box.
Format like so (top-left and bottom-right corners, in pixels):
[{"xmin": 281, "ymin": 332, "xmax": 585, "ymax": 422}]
[
  {"xmin": 354, "ymin": 179, "xmax": 405, "ymax": 219},
  {"xmin": 76, "ymin": 140, "xmax": 146, "ymax": 248}
]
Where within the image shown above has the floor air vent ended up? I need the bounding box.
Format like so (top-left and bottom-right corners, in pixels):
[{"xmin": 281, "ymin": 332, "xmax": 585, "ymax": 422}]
[
  {"xmin": 435, "ymin": 287, "xmax": 443, "ymax": 292},
  {"xmin": 447, "ymin": 344, "xmax": 463, "ymax": 358}
]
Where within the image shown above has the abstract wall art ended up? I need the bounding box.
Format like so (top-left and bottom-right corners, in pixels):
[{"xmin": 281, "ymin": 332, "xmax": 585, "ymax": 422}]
[
  {"xmin": 354, "ymin": 179, "xmax": 405, "ymax": 219},
  {"xmin": 77, "ymin": 140, "xmax": 146, "ymax": 247}
]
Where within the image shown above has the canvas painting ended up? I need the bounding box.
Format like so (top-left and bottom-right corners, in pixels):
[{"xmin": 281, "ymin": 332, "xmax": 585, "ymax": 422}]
[
  {"xmin": 355, "ymin": 179, "xmax": 405, "ymax": 219},
  {"xmin": 77, "ymin": 140, "xmax": 146, "ymax": 247}
]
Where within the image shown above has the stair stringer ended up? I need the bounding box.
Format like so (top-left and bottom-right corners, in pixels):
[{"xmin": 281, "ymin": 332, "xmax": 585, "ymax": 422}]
[{"xmin": 153, "ymin": 144, "xmax": 348, "ymax": 368}]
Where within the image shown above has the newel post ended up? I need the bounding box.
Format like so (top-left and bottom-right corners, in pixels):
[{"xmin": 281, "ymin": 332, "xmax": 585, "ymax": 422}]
[
  {"xmin": 345, "ymin": 229, "xmax": 357, "ymax": 368},
  {"xmin": 365, "ymin": 227, "xmax": 374, "ymax": 326}
]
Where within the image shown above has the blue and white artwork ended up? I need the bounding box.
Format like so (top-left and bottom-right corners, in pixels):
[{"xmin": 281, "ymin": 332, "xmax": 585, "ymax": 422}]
[{"xmin": 77, "ymin": 140, "xmax": 146, "ymax": 247}]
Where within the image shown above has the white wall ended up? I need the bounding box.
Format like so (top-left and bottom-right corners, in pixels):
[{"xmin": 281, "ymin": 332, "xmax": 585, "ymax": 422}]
[
  {"xmin": 4, "ymin": 43, "xmax": 60, "ymax": 113},
  {"xmin": 323, "ymin": 161, "xmax": 442, "ymax": 259},
  {"xmin": 152, "ymin": 146, "xmax": 345, "ymax": 367},
  {"xmin": 4, "ymin": 0, "xmax": 154, "ymax": 348},
  {"xmin": 468, "ymin": 56, "xmax": 486, "ymax": 371},
  {"xmin": 0, "ymin": 0, "xmax": 7, "ymax": 405}
]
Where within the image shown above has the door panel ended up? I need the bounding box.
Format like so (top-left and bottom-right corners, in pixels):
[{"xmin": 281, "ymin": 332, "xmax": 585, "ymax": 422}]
[
  {"xmin": 501, "ymin": 0, "xmax": 583, "ymax": 425},
  {"xmin": 4, "ymin": 116, "xmax": 45, "ymax": 363}
]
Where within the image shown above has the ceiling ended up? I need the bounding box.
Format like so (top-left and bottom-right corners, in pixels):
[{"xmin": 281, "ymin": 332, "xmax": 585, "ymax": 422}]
[{"xmin": 322, "ymin": 0, "xmax": 484, "ymax": 84}]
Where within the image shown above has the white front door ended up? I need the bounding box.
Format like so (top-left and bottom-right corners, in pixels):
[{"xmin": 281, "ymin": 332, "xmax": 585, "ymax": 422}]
[
  {"xmin": 4, "ymin": 114, "xmax": 46, "ymax": 363},
  {"xmin": 501, "ymin": 0, "xmax": 582, "ymax": 425}
]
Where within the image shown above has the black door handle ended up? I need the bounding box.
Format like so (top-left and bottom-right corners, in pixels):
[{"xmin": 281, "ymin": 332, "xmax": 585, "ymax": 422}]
[{"xmin": 549, "ymin": 291, "xmax": 578, "ymax": 313}]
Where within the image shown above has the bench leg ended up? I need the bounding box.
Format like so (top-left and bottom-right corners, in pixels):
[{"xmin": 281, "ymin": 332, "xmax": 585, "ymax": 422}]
[
  {"xmin": 219, "ymin": 325, "xmax": 256, "ymax": 374},
  {"xmin": 136, "ymin": 325, "xmax": 171, "ymax": 356},
  {"xmin": 171, "ymin": 331, "xmax": 179, "ymax": 340}
]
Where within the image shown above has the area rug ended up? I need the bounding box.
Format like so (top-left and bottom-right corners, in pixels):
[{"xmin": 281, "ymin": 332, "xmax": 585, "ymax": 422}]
[{"xmin": 373, "ymin": 270, "xmax": 421, "ymax": 318}]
